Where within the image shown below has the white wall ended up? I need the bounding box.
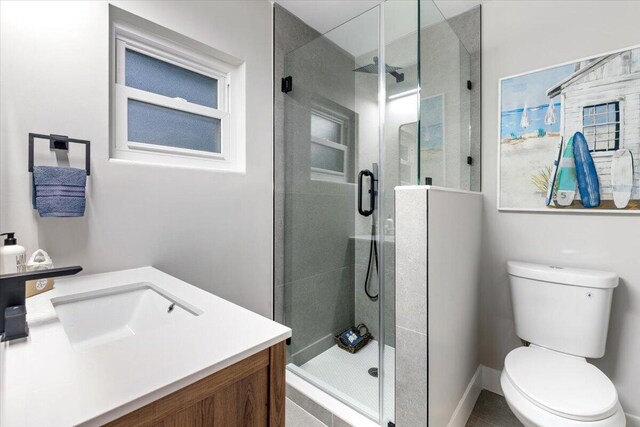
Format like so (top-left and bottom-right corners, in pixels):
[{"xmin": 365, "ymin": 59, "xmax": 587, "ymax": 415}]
[
  {"xmin": 481, "ymin": 0, "xmax": 640, "ymax": 420},
  {"xmin": 0, "ymin": 1, "xmax": 274, "ymax": 317},
  {"xmin": 428, "ymin": 188, "xmax": 482, "ymax": 427}
]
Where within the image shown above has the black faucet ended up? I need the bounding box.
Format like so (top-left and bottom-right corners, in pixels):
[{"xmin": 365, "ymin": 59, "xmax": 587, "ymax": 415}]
[{"xmin": 0, "ymin": 266, "xmax": 82, "ymax": 342}]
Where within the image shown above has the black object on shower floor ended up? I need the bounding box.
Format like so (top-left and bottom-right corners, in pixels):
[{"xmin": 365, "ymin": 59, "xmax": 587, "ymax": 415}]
[{"xmin": 335, "ymin": 323, "xmax": 373, "ymax": 353}]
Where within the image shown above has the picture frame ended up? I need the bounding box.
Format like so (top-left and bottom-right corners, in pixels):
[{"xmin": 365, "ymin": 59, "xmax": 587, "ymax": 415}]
[{"xmin": 498, "ymin": 44, "xmax": 640, "ymax": 213}]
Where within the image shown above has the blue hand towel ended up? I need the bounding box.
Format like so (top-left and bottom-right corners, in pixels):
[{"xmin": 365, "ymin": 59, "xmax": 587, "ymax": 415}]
[{"xmin": 32, "ymin": 166, "xmax": 87, "ymax": 217}]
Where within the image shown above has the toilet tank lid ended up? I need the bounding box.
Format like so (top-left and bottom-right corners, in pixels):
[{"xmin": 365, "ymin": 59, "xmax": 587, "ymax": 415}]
[{"xmin": 507, "ymin": 261, "xmax": 618, "ymax": 289}]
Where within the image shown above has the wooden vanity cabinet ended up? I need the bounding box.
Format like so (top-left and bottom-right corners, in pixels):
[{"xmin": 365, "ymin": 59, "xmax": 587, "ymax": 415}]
[{"xmin": 105, "ymin": 342, "xmax": 285, "ymax": 427}]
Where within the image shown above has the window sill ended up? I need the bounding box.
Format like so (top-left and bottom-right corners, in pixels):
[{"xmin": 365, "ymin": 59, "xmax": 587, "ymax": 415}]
[
  {"xmin": 126, "ymin": 141, "xmax": 225, "ymax": 160},
  {"xmin": 109, "ymin": 154, "xmax": 246, "ymax": 174}
]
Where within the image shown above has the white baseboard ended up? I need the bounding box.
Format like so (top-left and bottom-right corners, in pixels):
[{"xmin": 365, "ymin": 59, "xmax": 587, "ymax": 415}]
[
  {"xmin": 480, "ymin": 365, "xmax": 503, "ymax": 396},
  {"xmin": 627, "ymin": 413, "xmax": 640, "ymax": 427},
  {"xmin": 447, "ymin": 367, "xmax": 483, "ymax": 427}
]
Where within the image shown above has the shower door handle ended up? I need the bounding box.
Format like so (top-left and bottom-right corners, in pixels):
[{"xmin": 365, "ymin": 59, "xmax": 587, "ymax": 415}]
[{"xmin": 358, "ymin": 169, "xmax": 376, "ymax": 217}]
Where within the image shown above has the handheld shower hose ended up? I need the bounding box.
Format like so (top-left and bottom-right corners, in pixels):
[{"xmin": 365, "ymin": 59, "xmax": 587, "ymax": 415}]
[
  {"xmin": 364, "ymin": 224, "xmax": 379, "ymax": 301},
  {"xmin": 358, "ymin": 168, "xmax": 379, "ymax": 302}
]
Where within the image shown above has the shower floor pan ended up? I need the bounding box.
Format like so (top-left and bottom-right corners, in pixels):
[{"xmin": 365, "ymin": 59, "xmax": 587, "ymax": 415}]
[{"xmin": 288, "ymin": 340, "xmax": 395, "ymax": 424}]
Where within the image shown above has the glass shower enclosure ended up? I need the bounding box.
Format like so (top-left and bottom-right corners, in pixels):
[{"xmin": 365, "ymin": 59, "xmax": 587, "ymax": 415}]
[{"xmin": 274, "ymin": 1, "xmax": 474, "ymax": 424}]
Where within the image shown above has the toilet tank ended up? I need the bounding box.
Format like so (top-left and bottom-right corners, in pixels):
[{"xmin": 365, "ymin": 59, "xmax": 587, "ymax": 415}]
[{"xmin": 507, "ymin": 261, "xmax": 618, "ymax": 358}]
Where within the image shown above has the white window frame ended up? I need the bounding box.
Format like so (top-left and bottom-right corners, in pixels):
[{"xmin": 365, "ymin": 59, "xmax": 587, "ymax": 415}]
[
  {"xmin": 310, "ymin": 110, "xmax": 348, "ymax": 183},
  {"xmin": 112, "ymin": 22, "xmax": 242, "ymax": 170}
]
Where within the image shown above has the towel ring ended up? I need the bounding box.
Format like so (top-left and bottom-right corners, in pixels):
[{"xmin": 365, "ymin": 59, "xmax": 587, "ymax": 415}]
[{"xmin": 28, "ymin": 133, "xmax": 90, "ymax": 176}]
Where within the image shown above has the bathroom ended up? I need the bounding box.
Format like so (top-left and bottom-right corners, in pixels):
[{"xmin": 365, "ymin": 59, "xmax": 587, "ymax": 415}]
[{"xmin": 0, "ymin": 1, "xmax": 638, "ymax": 426}]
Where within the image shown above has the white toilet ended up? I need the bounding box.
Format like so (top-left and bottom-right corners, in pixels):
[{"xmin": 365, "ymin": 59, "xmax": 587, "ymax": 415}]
[{"xmin": 501, "ymin": 261, "xmax": 626, "ymax": 427}]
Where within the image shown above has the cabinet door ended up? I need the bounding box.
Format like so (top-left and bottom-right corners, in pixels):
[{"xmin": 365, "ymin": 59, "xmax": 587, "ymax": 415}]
[
  {"xmin": 156, "ymin": 368, "xmax": 269, "ymax": 427},
  {"xmin": 157, "ymin": 397, "xmax": 214, "ymax": 427},
  {"xmin": 105, "ymin": 344, "xmax": 285, "ymax": 427},
  {"xmin": 212, "ymin": 367, "xmax": 269, "ymax": 426}
]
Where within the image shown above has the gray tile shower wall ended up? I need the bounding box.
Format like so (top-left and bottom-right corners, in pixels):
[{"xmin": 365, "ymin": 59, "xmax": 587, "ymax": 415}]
[
  {"xmin": 284, "ymin": 193, "xmax": 355, "ymax": 284},
  {"xmin": 274, "ymin": 5, "xmax": 357, "ymax": 363},
  {"xmin": 354, "ymin": 238, "xmax": 395, "ymax": 346},
  {"xmin": 285, "ymin": 266, "xmax": 355, "ymax": 363},
  {"xmin": 395, "ymin": 188, "xmax": 428, "ymax": 426},
  {"xmin": 274, "ymin": 3, "xmax": 320, "ymax": 320}
]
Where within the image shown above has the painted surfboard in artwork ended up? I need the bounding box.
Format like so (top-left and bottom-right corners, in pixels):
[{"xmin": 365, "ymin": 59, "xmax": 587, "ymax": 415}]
[
  {"xmin": 555, "ymin": 136, "xmax": 576, "ymax": 207},
  {"xmin": 546, "ymin": 137, "xmax": 563, "ymax": 206},
  {"xmin": 573, "ymin": 131, "xmax": 600, "ymax": 208},
  {"xmin": 611, "ymin": 149, "xmax": 634, "ymax": 209}
]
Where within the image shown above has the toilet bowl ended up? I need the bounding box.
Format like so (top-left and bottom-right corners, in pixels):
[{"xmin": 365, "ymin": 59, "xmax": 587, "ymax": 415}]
[
  {"xmin": 504, "ymin": 261, "xmax": 625, "ymax": 427},
  {"xmin": 500, "ymin": 346, "xmax": 625, "ymax": 427}
]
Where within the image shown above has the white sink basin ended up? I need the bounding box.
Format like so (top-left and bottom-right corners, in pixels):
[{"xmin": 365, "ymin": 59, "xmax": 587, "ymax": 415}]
[{"xmin": 52, "ymin": 282, "xmax": 202, "ymax": 349}]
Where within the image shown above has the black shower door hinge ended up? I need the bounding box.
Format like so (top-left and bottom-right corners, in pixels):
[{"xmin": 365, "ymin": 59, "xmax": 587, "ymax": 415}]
[
  {"xmin": 281, "ymin": 76, "xmax": 293, "ymax": 93},
  {"xmin": 467, "ymin": 80, "xmax": 473, "ymax": 90},
  {"xmin": 467, "ymin": 156, "xmax": 473, "ymax": 165}
]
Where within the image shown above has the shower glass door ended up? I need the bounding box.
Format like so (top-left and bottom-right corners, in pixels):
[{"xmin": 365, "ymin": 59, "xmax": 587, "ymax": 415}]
[
  {"xmin": 276, "ymin": 2, "xmax": 420, "ymax": 424},
  {"xmin": 279, "ymin": 4, "xmax": 385, "ymax": 422},
  {"xmin": 418, "ymin": 0, "xmax": 473, "ymax": 189}
]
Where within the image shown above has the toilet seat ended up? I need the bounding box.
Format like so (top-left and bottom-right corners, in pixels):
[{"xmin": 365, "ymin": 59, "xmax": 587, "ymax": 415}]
[
  {"xmin": 501, "ymin": 346, "xmax": 625, "ymax": 427},
  {"xmin": 504, "ymin": 346, "xmax": 618, "ymax": 421},
  {"xmin": 501, "ymin": 369, "xmax": 626, "ymax": 427}
]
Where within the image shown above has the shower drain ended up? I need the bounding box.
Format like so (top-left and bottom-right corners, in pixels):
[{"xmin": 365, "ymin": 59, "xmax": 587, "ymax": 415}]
[{"xmin": 368, "ymin": 367, "xmax": 378, "ymax": 378}]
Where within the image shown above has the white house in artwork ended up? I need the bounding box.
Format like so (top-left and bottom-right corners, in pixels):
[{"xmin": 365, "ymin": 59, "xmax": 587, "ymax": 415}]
[{"xmin": 547, "ymin": 47, "xmax": 640, "ymax": 201}]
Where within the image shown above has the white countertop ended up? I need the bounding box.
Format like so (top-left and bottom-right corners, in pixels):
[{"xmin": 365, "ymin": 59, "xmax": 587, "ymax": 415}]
[{"xmin": 0, "ymin": 267, "xmax": 291, "ymax": 427}]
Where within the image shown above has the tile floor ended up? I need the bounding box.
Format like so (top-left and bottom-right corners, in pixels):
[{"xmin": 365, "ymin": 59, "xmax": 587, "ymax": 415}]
[
  {"xmin": 286, "ymin": 386, "xmax": 522, "ymax": 427},
  {"xmin": 465, "ymin": 390, "xmax": 523, "ymax": 427},
  {"xmin": 286, "ymin": 398, "xmax": 352, "ymax": 427}
]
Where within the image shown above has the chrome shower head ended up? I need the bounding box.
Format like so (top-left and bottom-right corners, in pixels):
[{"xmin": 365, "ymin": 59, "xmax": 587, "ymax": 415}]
[{"xmin": 354, "ymin": 56, "xmax": 405, "ymax": 83}]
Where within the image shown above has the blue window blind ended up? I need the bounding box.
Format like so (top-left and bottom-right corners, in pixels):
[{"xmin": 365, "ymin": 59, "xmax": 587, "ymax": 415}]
[
  {"xmin": 125, "ymin": 49, "xmax": 218, "ymax": 109},
  {"xmin": 128, "ymin": 100, "xmax": 221, "ymax": 153}
]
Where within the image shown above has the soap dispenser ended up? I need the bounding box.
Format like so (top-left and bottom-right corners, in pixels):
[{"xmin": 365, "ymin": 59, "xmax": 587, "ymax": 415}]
[{"xmin": 0, "ymin": 232, "xmax": 27, "ymax": 274}]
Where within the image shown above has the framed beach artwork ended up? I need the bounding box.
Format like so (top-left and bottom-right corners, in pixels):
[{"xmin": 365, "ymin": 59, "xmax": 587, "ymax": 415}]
[{"xmin": 498, "ymin": 44, "xmax": 640, "ymax": 213}]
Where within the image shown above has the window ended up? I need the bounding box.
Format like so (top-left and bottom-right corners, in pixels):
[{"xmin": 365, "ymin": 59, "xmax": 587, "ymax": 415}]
[
  {"xmin": 112, "ymin": 21, "xmax": 244, "ymax": 171},
  {"xmin": 310, "ymin": 111, "xmax": 347, "ymax": 182},
  {"xmin": 582, "ymin": 102, "xmax": 620, "ymax": 152}
]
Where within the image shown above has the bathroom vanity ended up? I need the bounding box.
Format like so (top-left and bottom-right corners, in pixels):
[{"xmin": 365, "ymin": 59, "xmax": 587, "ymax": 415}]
[
  {"xmin": 106, "ymin": 343, "xmax": 285, "ymax": 426},
  {"xmin": 0, "ymin": 268, "xmax": 291, "ymax": 426}
]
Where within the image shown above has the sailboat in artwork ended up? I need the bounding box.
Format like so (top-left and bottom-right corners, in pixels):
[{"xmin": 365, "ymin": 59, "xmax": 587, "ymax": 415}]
[
  {"xmin": 544, "ymin": 101, "xmax": 556, "ymax": 125},
  {"xmin": 520, "ymin": 104, "xmax": 530, "ymax": 129}
]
